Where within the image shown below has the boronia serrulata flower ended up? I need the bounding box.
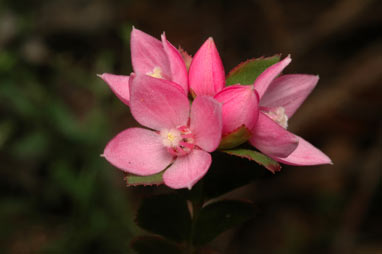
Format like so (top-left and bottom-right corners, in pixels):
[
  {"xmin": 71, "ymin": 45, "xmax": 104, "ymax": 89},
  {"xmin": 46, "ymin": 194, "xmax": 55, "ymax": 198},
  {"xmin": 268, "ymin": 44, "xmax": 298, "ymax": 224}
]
[{"xmin": 100, "ymin": 28, "xmax": 331, "ymax": 189}]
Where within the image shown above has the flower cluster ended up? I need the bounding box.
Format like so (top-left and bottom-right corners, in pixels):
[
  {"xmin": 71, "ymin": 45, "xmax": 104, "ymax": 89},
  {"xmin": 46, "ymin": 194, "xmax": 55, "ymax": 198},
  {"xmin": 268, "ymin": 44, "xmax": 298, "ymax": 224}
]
[{"xmin": 100, "ymin": 28, "xmax": 331, "ymax": 189}]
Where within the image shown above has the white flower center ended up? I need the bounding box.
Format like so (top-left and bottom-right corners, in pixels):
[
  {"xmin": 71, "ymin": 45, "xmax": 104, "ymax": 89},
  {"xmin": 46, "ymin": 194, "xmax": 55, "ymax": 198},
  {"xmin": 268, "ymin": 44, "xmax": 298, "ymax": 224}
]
[
  {"xmin": 264, "ymin": 107, "xmax": 288, "ymax": 129},
  {"xmin": 159, "ymin": 126, "xmax": 195, "ymax": 156},
  {"xmin": 146, "ymin": 66, "xmax": 163, "ymax": 78},
  {"xmin": 160, "ymin": 128, "xmax": 182, "ymax": 147}
]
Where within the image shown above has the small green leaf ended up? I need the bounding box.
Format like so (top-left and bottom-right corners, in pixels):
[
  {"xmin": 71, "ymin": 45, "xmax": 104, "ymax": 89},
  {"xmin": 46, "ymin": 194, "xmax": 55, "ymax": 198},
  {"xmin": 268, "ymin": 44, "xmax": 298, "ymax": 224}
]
[
  {"xmin": 131, "ymin": 235, "xmax": 181, "ymax": 254},
  {"xmin": 136, "ymin": 194, "xmax": 192, "ymax": 242},
  {"xmin": 192, "ymin": 200, "xmax": 255, "ymax": 245},
  {"xmin": 218, "ymin": 125, "xmax": 251, "ymax": 150},
  {"xmin": 223, "ymin": 149, "xmax": 281, "ymax": 173},
  {"xmin": 226, "ymin": 55, "xmax": 280, "ymax": 86},
  {"xmin": 125, "ymin": 171, "xmax": 164, "ymax": 186}
]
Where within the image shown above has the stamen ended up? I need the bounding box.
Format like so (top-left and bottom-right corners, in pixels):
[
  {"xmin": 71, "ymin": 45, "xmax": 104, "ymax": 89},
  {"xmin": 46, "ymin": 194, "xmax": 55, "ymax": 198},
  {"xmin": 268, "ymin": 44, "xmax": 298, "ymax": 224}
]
[
  {"xmin": 160, "ymin": 126, "xmax": 195, "ymax": 156},
  {"xmin": 147, "ymin": 67, "xmax": 163, "ymax": 78},
  {"xmin": 264, "ymin": 107, "xmax": 288, "ymax": 129},
  {"xmin": 160, "ymin": 129, "xmax": 181, "ymax": 148}
]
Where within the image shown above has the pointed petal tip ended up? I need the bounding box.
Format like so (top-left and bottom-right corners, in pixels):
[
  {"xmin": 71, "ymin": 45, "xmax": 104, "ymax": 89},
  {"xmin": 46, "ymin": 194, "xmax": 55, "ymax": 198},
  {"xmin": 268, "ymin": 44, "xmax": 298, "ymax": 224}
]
[
  {"xmin": 104, "ymin": 128, "xmax": 173, "ymax": 175},
  {"xmin": 131, "ymin": 26, "xmax": 140, "ymax": 33},
  {"xmin": 253, "ymin": 54, "xmax": 293, "ymax": 98},
  {"xmin": 284, "ymin": 54, "xmax": 292, "ymax": 63},
  {"xmin": 189, "ymin": 35, "xmax": 225, "ymax": 96},
  {"xmin": 161, "ymin": 32, "xmax": 166, "ymax": 40},
  {"xmin": 321, "ymin": 153, "xmax": 333, "ymax": 165},
  {"xmin": 98, "ymin": 73, "xmax": 131, "ymax": 106},
  {"xmin": 273, "ymin": 136, "xmax": 333, "ymax": 166}
]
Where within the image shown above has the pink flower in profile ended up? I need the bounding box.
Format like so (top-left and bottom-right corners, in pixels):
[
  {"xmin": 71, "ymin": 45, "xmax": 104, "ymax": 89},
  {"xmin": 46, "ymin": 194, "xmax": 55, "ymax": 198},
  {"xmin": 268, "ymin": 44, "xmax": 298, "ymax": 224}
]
[
  {"xmin": 103, "ymin": 74, "xmax": 222, "ymax": 189},
  {"xmin": 98, "ymin": 27, "xmax": 188, "ymax": 106},
  {"xmin": 189, "ymin": 38, "xmax": 259, "ymax": 138},
  {"xmin": 249, "ymin": 56, "xmax": 332, "ymax": 167}
]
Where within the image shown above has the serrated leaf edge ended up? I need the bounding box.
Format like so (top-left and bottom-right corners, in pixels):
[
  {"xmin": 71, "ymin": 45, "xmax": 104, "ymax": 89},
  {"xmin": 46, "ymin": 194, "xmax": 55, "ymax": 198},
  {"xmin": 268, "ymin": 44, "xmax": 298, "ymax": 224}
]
[
  {"xmin": 222, "ymin": 149, "xmax": 281, "ymax": 174},
  {"xmin": 124, "ymin": 173, "xmax": 164, "ymax": 187},
  {"xmin": 226, "ymin": 54, "xmax": 281, "ymax": 80}
]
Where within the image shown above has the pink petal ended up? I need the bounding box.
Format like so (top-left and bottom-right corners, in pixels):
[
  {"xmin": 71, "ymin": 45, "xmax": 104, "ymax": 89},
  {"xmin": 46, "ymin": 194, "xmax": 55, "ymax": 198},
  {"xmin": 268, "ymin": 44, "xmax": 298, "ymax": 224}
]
[
  {"xmin": 272, "ymin": 135, "xmax": 332, "ymax": 166},
  {"xmin": 189, "ymin": 96, "xmax": 222, "ymax": 152},
  {"xmin": 98, "ymin": 73, "xmax": 130, "ymax": 106},
  {"xmin": 163, "ymin": 149, "xmax": 212, "ymax": 189},
  {"xmin": 161, "ymin": 33, "xmax": 188, "ymax": 93},
  {"xmin": 130, "ymin": 27, "xmax": 171, "ymax": 78},
  {"xmin": 215, "ymin": 85, "xmax": 259, "ymax": 135},
  {"xmin": 254, "ymin": 55, "xmax": 291, "ymax": 98},
  {"xmin": 103, "ymin": 128, "xmax": 173, "ymax": 175},
  {"xmin": 130, "ymin": 74, "xmax": 190, "ymax": 130},
  {"xmin": 260, "ymin": 74, "xmax": 319, "ymax": 118},
  {"xmin": 249, "ymin": 112, "xmax": 298, "ymax": 158},
  {"xmin": 189, "ymin": 37, "xmax": 225, "ymax": 96}
]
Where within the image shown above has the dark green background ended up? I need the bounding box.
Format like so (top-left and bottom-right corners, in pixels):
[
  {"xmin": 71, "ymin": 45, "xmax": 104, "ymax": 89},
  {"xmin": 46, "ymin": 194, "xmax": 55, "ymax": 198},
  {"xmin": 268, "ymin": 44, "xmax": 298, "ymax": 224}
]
[{"xmin": 0, "ymin": 0, "xmax": 381, "ymax": 253}]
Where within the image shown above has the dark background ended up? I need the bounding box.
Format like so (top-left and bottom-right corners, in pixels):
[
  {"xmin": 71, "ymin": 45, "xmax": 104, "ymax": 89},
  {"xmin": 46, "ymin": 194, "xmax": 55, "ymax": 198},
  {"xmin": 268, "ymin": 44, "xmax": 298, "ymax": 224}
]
[{"xmin": 0, "ymin": 0, "xmax": 381, "ymax": 253}]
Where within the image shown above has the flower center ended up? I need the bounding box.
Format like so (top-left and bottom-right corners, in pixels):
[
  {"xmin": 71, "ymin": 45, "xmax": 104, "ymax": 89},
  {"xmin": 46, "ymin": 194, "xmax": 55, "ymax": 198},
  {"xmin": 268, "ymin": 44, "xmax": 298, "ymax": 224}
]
[
  {"xmin": 160, "ymin": 126, "xmax": 195, "ymax": 156},
  {"xmin": 264, "ymin": 106, "xmax": 288, "ymax": 129},
  {"xmin": 146, "ymin": 66, "xmax": 163, "ymax": 78}
]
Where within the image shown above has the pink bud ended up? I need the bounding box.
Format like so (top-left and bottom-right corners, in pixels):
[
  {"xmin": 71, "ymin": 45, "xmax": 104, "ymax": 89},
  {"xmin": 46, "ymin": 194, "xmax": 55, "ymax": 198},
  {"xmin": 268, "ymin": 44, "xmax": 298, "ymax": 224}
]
[
  {"xmin": 189, "ymin": 38, "xmax": 225, "ymax": 96},
  {"xmin": 215, "ymin": 85, "xmax": 259, "ymax": 136}
]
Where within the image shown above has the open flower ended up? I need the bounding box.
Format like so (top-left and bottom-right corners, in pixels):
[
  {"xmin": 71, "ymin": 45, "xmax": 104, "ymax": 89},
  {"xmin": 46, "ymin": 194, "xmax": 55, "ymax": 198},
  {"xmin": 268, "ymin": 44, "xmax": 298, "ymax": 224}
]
[
  {"xmin": 98, "ymin": 27, "xmax": 188, "ymax": 106},
  {"xmin": 103, "ymin": 74, "xmax": 222, "ymax": 189},
  {"xmin": 250, "ymin": 56, "xmax": 332, "ymax": 166}
]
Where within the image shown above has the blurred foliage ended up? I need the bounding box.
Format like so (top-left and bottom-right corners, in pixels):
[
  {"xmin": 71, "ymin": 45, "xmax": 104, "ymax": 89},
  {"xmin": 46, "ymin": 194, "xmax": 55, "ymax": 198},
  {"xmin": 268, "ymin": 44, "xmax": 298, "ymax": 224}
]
[{"xmin": 0, "ymin": 1, "xmax": 137, "ymax": 253}]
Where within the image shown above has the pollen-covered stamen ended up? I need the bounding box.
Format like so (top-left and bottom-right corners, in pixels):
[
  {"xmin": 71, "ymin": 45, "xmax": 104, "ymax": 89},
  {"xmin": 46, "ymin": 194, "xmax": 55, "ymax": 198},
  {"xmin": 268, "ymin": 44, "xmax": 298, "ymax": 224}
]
[
  {"xmin": 264, "ymin": 106, "xmax": 288, "ymax": 129},
  {"xmin": 146, "ymin": 66, "xmax": 163, "ymax": 78},
  {"xmin": 160, "ymin": 126, "xmax": 195, "ymax": 156}
]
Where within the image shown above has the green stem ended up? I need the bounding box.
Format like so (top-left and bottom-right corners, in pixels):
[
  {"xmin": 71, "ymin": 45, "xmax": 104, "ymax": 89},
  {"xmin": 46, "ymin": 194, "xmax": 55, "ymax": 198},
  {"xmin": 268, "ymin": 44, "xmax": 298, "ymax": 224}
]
[{"xmin": 186, "ymin": 185, "xmax": 204, "ymax": 254}]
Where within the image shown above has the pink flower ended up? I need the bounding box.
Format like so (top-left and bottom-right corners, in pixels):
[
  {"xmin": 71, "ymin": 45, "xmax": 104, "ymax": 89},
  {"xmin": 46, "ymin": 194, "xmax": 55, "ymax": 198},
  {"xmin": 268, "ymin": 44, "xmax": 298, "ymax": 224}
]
[
  {"xmin": 249, "ymin": 56, "xmax": 332, "ymax": 166},
  {"xmin": 98, "ymin": 27, "xmax": 188, "ymax": 106},
  {"xmin": 103, "ymin": 74, "xmax": 222, "ymax": 189},
  {"xmin": 189, "ymin": 38, "xmax": 259, "ymax": 138}
]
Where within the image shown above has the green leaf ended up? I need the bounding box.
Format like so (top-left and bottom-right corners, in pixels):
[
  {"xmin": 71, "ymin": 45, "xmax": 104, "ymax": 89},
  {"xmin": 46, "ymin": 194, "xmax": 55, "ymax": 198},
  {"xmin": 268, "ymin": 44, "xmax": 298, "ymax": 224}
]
[
  {"xmin": 131, "ymin": 235, "xmax": 181, "ymax": 254},
  {"xmin": 226, "ymin": 55, "xmax": 280, "ymax": 86},
  {"xmin": 223, "ymin": 149, "xmax": 281, "ymax": 173},
  {"xmin": 125, "ymin": 171, "xmax": 164, "ymax": 186},
  {"xmin": 136, "ymin": 194, "xmax": 192, "ymax": 242},
  {"xmin": 218, "ymin": 125, "xmax": 251, "ymax": 150},
  {"xmin": 192, "ymin": 200, "xmax": 255, "ymax": 245}
]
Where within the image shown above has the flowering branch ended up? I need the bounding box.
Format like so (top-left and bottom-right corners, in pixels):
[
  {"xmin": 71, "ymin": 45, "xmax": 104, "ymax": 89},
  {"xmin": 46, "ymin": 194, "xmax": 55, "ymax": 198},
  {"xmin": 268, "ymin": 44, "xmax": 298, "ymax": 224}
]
[{"xmin": 98, "ymin": 27, "xmax": 332, "ymax": 253}]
